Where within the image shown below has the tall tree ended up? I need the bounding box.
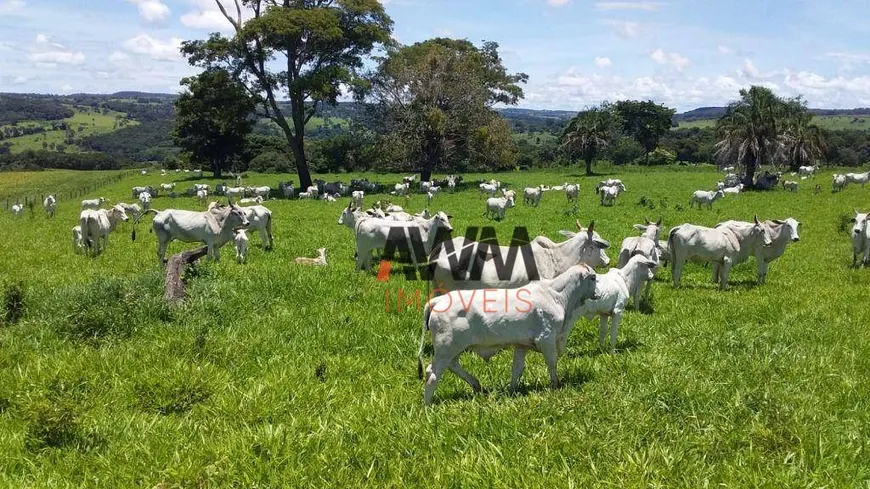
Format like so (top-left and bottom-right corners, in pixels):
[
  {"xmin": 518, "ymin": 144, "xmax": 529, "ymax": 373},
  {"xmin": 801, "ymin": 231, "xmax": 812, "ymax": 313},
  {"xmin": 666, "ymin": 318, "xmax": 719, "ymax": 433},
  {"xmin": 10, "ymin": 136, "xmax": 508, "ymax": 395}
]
[
  {"xmin": 615, "ymin": 100, "xmax": 676, "ymax": 165},
  {"xmin": 561, "ymin": 104, "xmax": 617, "ymax": 176},
  {"xmin": 780, "ymin": 98, "xmax": 826, "ymax": 170},
  {"xmin": 180, "ymin": 0, "xmax": 393, "ymax": 189},
  {"xmin": 715, "ymin": 85, "xmax": 789, "ymax": 186},
  {"xmin": 173, "ymin": 68, "xmax": 257, "ymax": 179},
  {"xmin": 365, "ymin": 38, "xmax": 527, "ymax": 180}
]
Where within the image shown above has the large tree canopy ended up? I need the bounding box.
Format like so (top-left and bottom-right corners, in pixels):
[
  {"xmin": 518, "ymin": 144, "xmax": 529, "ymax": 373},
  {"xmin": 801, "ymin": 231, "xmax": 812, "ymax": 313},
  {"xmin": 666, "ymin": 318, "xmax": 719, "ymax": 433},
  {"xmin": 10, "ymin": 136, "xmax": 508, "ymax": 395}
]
[
  {"xmin": 614, "ymin": 100, "xmax": 676, "ymax": 165},
  {"xmin": 561, "ymin": 104, "xmax": 618, "ymax": 176},
  {"xmin": 181, "ymin": 0, "xmax": 393, "ymax": 189},
  {"xmin": 173, "ymin": 68, "xmax": 257, "ymax": 179},
  {"xmin": 365, "ymin": 38, "xmax": 528, "ymax": 180}
]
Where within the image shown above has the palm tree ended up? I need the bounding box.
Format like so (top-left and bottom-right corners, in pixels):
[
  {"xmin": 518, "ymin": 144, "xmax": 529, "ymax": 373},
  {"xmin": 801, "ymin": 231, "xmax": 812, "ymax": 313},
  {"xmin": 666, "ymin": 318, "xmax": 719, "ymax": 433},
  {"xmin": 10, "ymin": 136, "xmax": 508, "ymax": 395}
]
[
  {"xmin": 779, "ymin": 103, "xmax": 826, "ymax": 170},
  {"xmin": 714, "ymin": 86, "xmax": 787, "ymax": 186},
  {"xmin": 561, "ymin": 104, "xmax": 617, "ymax": 176}
]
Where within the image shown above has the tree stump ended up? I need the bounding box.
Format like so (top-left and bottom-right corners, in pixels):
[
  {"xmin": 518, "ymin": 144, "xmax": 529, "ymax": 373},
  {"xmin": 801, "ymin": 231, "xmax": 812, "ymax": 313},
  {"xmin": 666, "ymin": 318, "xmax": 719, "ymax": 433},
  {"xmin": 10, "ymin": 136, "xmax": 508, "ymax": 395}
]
[{"xmin": 164, "ymin": 246, "xmax": 209, "ymax": 303}]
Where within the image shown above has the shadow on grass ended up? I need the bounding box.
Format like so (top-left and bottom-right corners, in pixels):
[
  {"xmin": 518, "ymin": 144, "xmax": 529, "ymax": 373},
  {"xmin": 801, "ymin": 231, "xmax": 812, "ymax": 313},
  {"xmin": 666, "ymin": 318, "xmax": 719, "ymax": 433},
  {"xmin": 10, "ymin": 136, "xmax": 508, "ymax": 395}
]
[
  {"xmin": 572, "ymin": 337, "xmax": 644, "ymax": 358},
  {"xmin": 433, "ymin": 367, "xmax": 595, "ymax": 405}
]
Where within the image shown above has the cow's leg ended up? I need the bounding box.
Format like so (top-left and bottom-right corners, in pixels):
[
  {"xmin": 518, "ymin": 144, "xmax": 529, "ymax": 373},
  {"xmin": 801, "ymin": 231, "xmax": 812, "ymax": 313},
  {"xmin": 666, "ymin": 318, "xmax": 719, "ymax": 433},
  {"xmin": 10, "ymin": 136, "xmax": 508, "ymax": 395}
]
[
  {"xmin": 720, "ymin": 257, "xmax": 732, "ymax": 289},
  {"xmin": 266, "ymin": 219, "xmax": 274, "ymax": 249},
  {"xmin": 712, "ymin": 262, "xmax": 720, "ymax": 284},
  {"xmin": 423, "ymin": 358, "xmax": 447, "ymax": 406},
  {"xmin": 598, "ymin": 315, "xmax": 610, "ymax": 349},
  {"xmin": 671, "ymin": 258, "xmax": 684, "ymax": 288},
  {"xmin": 757, "ymin": 259, "xmax": 769, "ymax": 284},
  {"xmin": 157, "ymin": 238, "xmax": 168, "ymax": 264},
  {"xmin": 509, "ymin": 347, "xmax": 529, "ymax": 392},
  {"xmin": 609, "ymin": 312, "xmax": 622, "ymax": 349},
  {"xmin": 448, "ymin": 358, "xmax": 481, "ymax": 393},
  {"xmin": 539, "ymin": 340, "xmax": 560, "ymax": 389}
]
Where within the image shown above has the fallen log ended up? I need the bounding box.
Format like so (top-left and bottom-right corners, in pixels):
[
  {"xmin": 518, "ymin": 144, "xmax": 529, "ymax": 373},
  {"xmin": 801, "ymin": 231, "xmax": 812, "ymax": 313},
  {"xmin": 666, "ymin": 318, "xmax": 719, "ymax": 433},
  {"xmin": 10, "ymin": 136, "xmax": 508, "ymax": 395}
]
[{"xmin": 164, "ymin": 246, "xmax": 208, "ymax": 303}]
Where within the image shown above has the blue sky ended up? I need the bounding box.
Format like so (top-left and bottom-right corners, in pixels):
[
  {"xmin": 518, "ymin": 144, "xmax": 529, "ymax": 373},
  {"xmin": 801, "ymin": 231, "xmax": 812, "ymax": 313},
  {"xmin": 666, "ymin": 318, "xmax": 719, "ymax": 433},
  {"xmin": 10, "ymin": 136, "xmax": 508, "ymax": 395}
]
[{"xmin": 1, "ymin": 0, "xmax": 868, "ymax": 111}]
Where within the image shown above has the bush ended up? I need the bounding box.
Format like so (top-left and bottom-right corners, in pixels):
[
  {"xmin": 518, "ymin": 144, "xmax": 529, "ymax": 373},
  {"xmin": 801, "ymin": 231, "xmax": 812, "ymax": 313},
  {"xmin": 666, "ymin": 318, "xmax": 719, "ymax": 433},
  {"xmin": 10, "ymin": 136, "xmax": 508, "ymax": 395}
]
[
  {"xmin": 22, "ymin": 397, "xmax": 102, "ymax": 451},
  {"xmin": 1, "ymin": 280, "xmax": 25, "ymax": 325},
  {"xmin": 647, "ymin": 147, "xmax": 677, "ymax": 166}
]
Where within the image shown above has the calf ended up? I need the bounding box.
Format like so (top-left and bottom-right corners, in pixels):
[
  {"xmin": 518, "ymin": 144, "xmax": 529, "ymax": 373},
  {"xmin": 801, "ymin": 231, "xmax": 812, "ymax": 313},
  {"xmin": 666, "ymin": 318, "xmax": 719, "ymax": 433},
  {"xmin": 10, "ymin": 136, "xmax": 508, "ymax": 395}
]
[
  {"xmin": 295, "ymin": 248, "xmax": 327, "ymax": 266},
  {"xmin": 234, "ymin": 228, "xmax": 248, "ymax": 263},
  {"xmin": 418, "ymin": 264, "xmax": 598, "ymax": 405},
  {"xmin": 11, "ymin": 204, "xmax": 23, "ymax": 217},
  {"xmin": 197, "ymin": 189, "xmax": 209, "ymax": 205},
  {"xmin": 782, "ymin": 180, "xmax": 799, "ymax": 192},
  {"xmin": 43, "ymin": 195, "xmax": 57, "ymax": 218},
  {"xmin": 81, "ymin": 197, "xmax": 106, "ymax": 210},
  {"xmin": 484, "ymin": 196, "xmax": 515, "ymax": 220},
  {"xmin": 523, "ymin": 185, "xmax": 544, "ymax": 206},
  {"xmin": 688, "ymin": 189, "xmax": 725, "ymax": 210},
  {"xmin": 138, "ymin": 192, "xmax": 152, "ymax": 212},
  {"xmin": 566, "ymin": 184, "xmax": 580, "ymax": 204},
  {"xmin": 832, "ymin": 174, "xmax": 848, "ymax": 192},
  {"xmin": 72, "ymin": 225, "xmax": 86, "ymax": 254},
  {"xmin": 79, "ymin": 205, "xmax": 130, "ymax": 256},
  {"xmin": 850, "ymin": 211, "xmax": 870, "ymax": 267}
]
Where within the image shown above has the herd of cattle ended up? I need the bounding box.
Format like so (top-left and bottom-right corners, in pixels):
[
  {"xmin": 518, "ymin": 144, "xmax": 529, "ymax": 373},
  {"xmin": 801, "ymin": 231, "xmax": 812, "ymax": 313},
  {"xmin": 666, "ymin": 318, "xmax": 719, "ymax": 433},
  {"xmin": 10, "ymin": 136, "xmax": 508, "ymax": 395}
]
[{"xmin": 9, "ymin": 167, "xmax": 870, "ymax": 404}]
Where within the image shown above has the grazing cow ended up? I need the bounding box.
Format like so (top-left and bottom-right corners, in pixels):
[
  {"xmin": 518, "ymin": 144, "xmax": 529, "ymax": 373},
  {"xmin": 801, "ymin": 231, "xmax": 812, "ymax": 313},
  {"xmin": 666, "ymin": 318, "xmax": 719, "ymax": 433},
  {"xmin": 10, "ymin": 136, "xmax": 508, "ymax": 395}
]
[
  {"xmin": 844, "ymin": 171, "xmax": 870, "ymax": 187},
  {"xmin": 394, "ymin": 182, "xmax": 410, "ymax": 197},
  {"xmin": 234, "ymin": 228, "xmax": 248, "ymax": 263},
  {"xmin": 723, "ymin": 184, "xmax": 744, "ymax": 195},
  {"xmin": 238, "ymin": 205, "xmax": 274, "ymax": 249},
  {"xmin": 832, "ymin": 174, "xmax": 848, "ymax": 192},
  {"xmin": 72, "ymin": 225, "xmax": 86, "ymax": 254},
  {"xmin": 523, "ymin": 186, "xmax": 544, "ymax": 207},
  {"xmin": 239, "ymin": 196, "xmax": 264, "ymax": 205},
  {"xmin": 295, "ymin": 248, "xmax": 327, "ymax": 266},
  {"xmin": 79, "ymin": 205, "xmax": 130, "ymax": 256},
  {"xmin": 484, "ymin": 196, "xmax": 515, "ymax": 220},
  {"xmin": 225, "ymin": 187, "xmax": 245, "ymax": 199},
  {"xmin": 617, "ymin": 218, "xmax": 662, "ymax": 268},
  {"xmin": 688, "ymin": 189, "xmax": 725, "ymax": 210},
  {"xmin": 478, "ymin": 182, "xmax": 499, "ymax": 198},
  {"xmin": 132, "ymin": 186, "xmax": 155, "ymax": 199},
  {"xmin": 599, "ymin": 185, "xmax": 622, "ymax": 206},
  {"xmin": 298, "ymin": 191, "xmax": 314, "ymax": 199},
  {"xmin": 430, "ymin": 220, "xmax": 611, "ymax": 292},
  {"xmin": 782, "ymin": 180, "xmax": 799, "ymax": 192},
  {"xmin": 160, "ymin": 183, "xmax": 176, "ymax": 191},
  {"xmin": 850, "ymin": 211, "xmax": 870, "ymax": 267},
  {"xmin": 566, "ymin": 184, "xmax": 580, "ymax": 204},
  {"xmin": 418, "ymin": 264, "xmax": 599, "ymax": 405},
  {"xmin": 197, "ymin": 189, "xmax": 208, "ymax": 205},
  {"xmin": 43, "ymin": 195, "xmax": 57, "ymax": 218},
  {"xmin": 576, "ymin": 255, "xmax": 658, "ymax": 346},
  {"xmin": 133, "ymin": 203, "xmax": 250, "ymax": 263},
  {"xmin": 249, "ymin": 186, "xmax": 271, "ymax": 199},
  {"xmin": 351, "ymin": 190, "xmax": 365, "ymax": 208},
  {"xmin": 798, "ymin": 165, "xmax": 817, "ymax": 177},
  {"xmin": 354, "ymin": 212, "xmax": 453, "ymax": 270},
  {"xmin": 193, "ymin": 184, "xmax": 210, "ymax": 192},
  {"xmin": 11, "ymin": 204, "xmax": 23, "ymax": 217},
  {"xmin": 81, "ymin": 197, "xmax": 106, "ymax": 210},
  {"xmin": 138, "ymin": 192, "xmax": 152, "ymax": 212},
  {"xmin": 667, "ymin": 216, "xmax": 772, "ymax": 289},
  {"xmin": 120, "ymin": 202, "xmax": 141, "ymax": 217}
]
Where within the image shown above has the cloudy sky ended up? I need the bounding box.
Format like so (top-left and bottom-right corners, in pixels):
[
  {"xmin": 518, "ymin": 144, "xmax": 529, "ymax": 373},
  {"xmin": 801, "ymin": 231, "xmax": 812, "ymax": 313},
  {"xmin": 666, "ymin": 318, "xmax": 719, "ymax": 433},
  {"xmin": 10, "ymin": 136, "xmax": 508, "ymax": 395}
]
[{"xmin": 0, "ymin": 0, "xmax": 868, "ymax": 111}]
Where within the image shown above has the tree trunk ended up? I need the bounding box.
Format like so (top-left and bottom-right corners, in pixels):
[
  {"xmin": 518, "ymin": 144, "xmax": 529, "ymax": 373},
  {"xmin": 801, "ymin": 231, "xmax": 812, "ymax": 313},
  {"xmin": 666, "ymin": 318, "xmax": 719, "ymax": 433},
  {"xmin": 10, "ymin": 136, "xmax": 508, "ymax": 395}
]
[
  {"xmin": 743, "ymin": 155, "xmax": 758, "ymax": 187},
  {"xmin": 212, "ymin": 160, "xmax": 222, "ymax": 179},
  {"xmin": 164, "ymin": 246, "xmax": 208, "ymax": 303},
  {"xmin": 644, "ymin": 151, "xmax": 650, "ymax": 166},
  {"xmin": 292, "ymin": 141, "xmax": 313, "ymax": 190},
  {"xmin": 585, "ymin": 157, "xmax": 593, "ymax": 176}
]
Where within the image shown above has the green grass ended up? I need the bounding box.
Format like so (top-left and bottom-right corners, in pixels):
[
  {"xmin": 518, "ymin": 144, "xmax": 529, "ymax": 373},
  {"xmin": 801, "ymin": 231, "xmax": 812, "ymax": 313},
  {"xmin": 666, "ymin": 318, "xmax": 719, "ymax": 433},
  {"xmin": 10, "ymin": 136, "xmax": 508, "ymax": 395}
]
[
  {"xmin": 675, "ymin": 115, "xmax": 870, "ymax": 131},
  {"xmin": 2, "ymin": 167, "xmax": 870, "ymax": 487},
  {"xmin": 2, "ymin": 106, "xmax": 134, "ymax": 153},
  {"xmin": 514, "ymin": 131, "xmax": 559, "ymax": 145},
  {"xmin": 0, "ymin": 169, "xmax": 134, "ymax": 204}
]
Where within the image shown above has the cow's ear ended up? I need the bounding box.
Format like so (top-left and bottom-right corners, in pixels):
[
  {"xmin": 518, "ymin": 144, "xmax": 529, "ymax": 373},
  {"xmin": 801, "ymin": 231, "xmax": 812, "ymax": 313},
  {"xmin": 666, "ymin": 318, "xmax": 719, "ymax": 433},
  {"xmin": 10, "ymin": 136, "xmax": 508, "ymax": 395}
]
[
  {"xmin": 754, "ymin": 214, "xmax": 760, "ymax": 224},
  {"xmin": 587, "ymin": 220, "xmax": 595, "ymax": 234},
  {"xmin": 645, "ymin": 217, "xmax": 650, "ymax": 224},
  {"xmin": 656, "ymin": 217, "xmax": 663, "ymax": 226},
  {"xmin": 575, "ymin": 219, "xmax": 582, "ymax": 230}
]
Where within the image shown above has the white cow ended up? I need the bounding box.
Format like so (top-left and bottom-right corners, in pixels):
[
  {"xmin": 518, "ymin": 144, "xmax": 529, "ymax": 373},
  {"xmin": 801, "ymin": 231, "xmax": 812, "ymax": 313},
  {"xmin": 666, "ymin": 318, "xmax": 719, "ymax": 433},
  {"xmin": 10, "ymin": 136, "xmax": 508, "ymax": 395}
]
[
  {"xmin": 850, "ymin": 211, "xmax": 870, "ymax": 267},
  {"xmin": 234, "ymin": 228, "xmax": 248, "ymax": 264},
  {"xmin": 446, "ymin": 175, "xmax": 457, "ymax": 193},
  {"xmin": 688, "ymin": 189, "xmax": 725, "ymax": 210},
  {"xmin": 484, "ymin": 196, "xmax": 515, "ymax": 220},
  {"xmin": 298, "ymin": 191, "xmax": 314, "ymax": 199},
  {"xmin": 120, "ymin": 202, "xmax": 141, "ymax": 217},
  {"xmin": 138, "ymin": 192, "xmax": 152, "ymax": 212},
  {"xmin": 249, "ymin": 186, "xmax": 271, "ymax": 199},
  {"xmin": 394, "ymin": 182, "xmax": 410, "ymax": 197},
  {"xmin": 306, "ymin": 185, "xmax": 320, "ymax": 199},
  {"xmin": 225, "ymin": 187, "xmax": 245, "ymax": 199},
  {"xmin": 832, "ymin": 174, "xmax": 848, "ymax": 192},
  {"xmin": 844, "ymin": 171, "xmax": 870, "ymax": 187},
  {"xmin": 11, "ymin": 204, "xmax": 23, "ymax": 217},
  {"xmin": 197, "ymin": 189, "xmax": 209, "ymax": 205},
  {"xmin": 575, "ymin": 255, "xmax": 658, "ymax": 347},
  {"xmin": 798, "ymin": 165, "xmax": 817, "ymax": 177},
  {"xmin": 239, "ymin": 196, "xmax": 264, "ymax": 205},
  {"xmin": 523, "ymin": 186, "xmax": 544, "ymax": 207},
  {"xmin": 599, "ymin": 185, "xmax": 622, "ymax": 206},
  {"xmin": 282, "ymin": 183, "xmax": 295, "ymax": 199},
  {"xmin": 419, "ymin": 181, "xmax": 433, "ymax": 193},
  {"xmin": 72, "ymin": 225, "xmax": 86, "ymax": 254},
  {"xmin": 723, "ymin": 173, "xmax": 740, "ymax": 188},
  {"xmin": 210, "ymin": 202, "xmax": 273, "ymax": 249},
  {"xmin": 501, "ymin": 188, "xmax": 516, "ymax": 200},
  {"xmin": 478, "ymin": 183, "xmax": 499, "ymax": 198},
  {"xmin": 194, "ymin": 184, "xmax": 210, "ymax": 192},
  {"xmin": 354, "ymin": 212, "xmax": 453, "ymax": 270},
  {"xmin": 425, "ymin": 191, "xmax": 434, "ymax": 208},
  {"xmin": 753, "ymin": 218, "xmax": 801, "ymax": 284},
  {"xmin": 430, "ymin": 220, "xmax": 611, "ymax": 292},
  {"xmin": 418, "ymin": 264, "xmax": 599, "ymax": 405},
  {"xmin": 351, "ymin": 190, "xmax": 365, "ymax": 208},
  {"xmin": 79, "ymin": 205, "xmax": 130, "ymax": 256},
  {"xmin": 43, "ymin": 195, "xmax": 57, "ymax": 218},
  {"xmin": 596, "ymin": 179, "xmax": 624, "ymax": 192},
  {"xmin": 617, "ymin": 218, "xmax": 662, "ymax": 268},
  {"xmin": 723, "ymin": 184, "xmax": 744, "ymax": 195},
  {"xmin": 667, "ymin": 216, "xmax": 772, "ymax": 289},
  {"xmin": 160, "ymin": 183, "xmax": 176, "ymax": 191},
  {"xmin": 565, "ymin": 184, "xmax": 580, "ymax": 204},
  {"xmin": 81, "ymin": 197, "xmax": 106, "ymax": 210},
  {"xmin": 782, "ymin": 180, "xmax": 799, "ymax": 192}
]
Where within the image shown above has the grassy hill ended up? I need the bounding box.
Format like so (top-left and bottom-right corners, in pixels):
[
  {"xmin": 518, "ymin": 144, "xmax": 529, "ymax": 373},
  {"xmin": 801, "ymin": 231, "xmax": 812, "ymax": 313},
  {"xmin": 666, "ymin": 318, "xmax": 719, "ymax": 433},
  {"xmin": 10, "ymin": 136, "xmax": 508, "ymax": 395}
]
[
  {"xmin": 674, "ymin": 114, "xmax": 870, "ymax": 131},
  {"xmin": 1, "ymin": 106, "xmax": 135, "ymax": 153}
]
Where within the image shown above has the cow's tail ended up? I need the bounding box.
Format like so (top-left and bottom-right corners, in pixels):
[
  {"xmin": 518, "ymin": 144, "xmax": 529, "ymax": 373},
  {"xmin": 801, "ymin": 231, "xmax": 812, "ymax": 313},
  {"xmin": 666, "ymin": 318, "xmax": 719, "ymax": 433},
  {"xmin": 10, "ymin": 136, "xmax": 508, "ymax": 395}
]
[
  {"xmin": 131, "ymin": 209, "xmax": 158, "ymax": 241},
  {"xmin": 667, "ymin": 225, "xmax": 680, "ymax": 266},
  {"xmin": 418, "ymin": 302, "xmax": 433, "ymax": 379}
]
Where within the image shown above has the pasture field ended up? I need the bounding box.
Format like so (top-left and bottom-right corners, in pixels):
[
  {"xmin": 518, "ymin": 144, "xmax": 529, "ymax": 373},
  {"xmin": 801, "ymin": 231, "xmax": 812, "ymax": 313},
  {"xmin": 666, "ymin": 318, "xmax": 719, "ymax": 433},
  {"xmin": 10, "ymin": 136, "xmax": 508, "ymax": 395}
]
[
  {"xmin": 2, "ymin": 106, "xmax": 133, "ymax": 153},
  {"xmin": 2, "ymin": 167, "xmax": 870, "ymax": 487},
  {"xmin": 675, "ymin": 115, "xmax": 870, "ymax": 131},
  {"xmin": 0, "ymin": 170, "xmax": 134, "ymax": 205}
]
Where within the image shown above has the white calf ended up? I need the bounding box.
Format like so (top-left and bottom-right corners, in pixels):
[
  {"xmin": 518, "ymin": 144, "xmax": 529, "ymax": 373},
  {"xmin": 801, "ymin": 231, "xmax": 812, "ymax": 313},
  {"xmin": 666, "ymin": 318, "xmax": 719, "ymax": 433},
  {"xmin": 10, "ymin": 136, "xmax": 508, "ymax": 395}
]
[
  {"xmin": 234, "ymin": 228, "xmax": 248, "ymax": 263},
  {"xmin": 523, "ymin": 186, "xmax": 543, "ymax": 206},
  {"xmin": 81, "ymin": 197, "xmax": 106, "ymax": 210},
  {"xmin": 850, "ymin": 211, "xmax": 870, "ymax": 267},
  {"xmin": 11, "ymin": 204, "xmax": 23, "ymax": 217},
  {"xmin": 832, "ymin": 174, "xmax": 848, "ymax": 192},
  {"xmin": 484, "ymin": 196, "xmax": 515, "ymax": 220},
  {"xmin": 566, "ymin": 184, "xmax": 580, "ymax": 204},
  {"xmin": 782, "ymin": 180, "xmax": 799, "ymax": 192},
  {"xmin": 688, "ymin": 189, "xmax": 725, "ymax": 210},
  {"xmin": 197, "ymin": 189, "xmax": 208, "ymax": 205},
  {"xmin": 43, "ymin": 195, "xmax": 57, "ymax": 218}
]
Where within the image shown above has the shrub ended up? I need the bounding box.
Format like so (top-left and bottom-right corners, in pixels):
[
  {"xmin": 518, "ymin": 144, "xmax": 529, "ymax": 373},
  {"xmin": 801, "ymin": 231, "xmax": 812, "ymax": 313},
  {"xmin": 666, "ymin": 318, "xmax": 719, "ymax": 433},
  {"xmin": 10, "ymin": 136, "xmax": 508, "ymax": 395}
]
[{"xmin": 1, "ymin": 280, "xmax": 25, "ymax": 325}]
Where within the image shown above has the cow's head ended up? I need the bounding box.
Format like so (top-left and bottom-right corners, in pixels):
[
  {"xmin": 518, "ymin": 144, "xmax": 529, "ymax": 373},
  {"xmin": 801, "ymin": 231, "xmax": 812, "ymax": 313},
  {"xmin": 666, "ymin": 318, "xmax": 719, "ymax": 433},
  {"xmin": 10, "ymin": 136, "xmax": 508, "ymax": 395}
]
[
  {"xmin": 773, "ymin": 218, "xmax": 801, "ymax": 243},
  {"xmin": 575, "ymin": 264, "xmax": 599, "ymax": 305},
  {"xmin": 753, "ymin": 215, "xmax": 773, "ymax": 247},
  {"xmin": 851, "ymin": 210, "xmax": 869, "ymax": 237},
  {"xmin": 432, "ymin": 211, "xmax": 453, "ymax": 234},
  {"xmin": 228, "ymin": 204, "xmax": 249, "ymax": 229},
  {"xmin": 111, "ymin": 204, "xmax": 130, "ymax": 222},
  {"xmin": 559, "ymin": 219, "xmax": 611, "ymax": 268}
]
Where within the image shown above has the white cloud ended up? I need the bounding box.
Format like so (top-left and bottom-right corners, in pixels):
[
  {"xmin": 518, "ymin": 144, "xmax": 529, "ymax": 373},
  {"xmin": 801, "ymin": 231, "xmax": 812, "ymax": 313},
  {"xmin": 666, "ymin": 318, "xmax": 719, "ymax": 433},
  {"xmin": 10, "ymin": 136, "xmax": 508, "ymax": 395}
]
[
  {"xmin": 60, "ymin": 84, "xmax": 73, "ymax": 92},
  {"xmin": 826, "ymin": 52, "xmax": 870, "ymax": 63},
  {"xmin": 718, "ymin": 45, "xmax": 733, "ymax": 55},
  {"xmin": 108, "ymin": 51, "xmax": 130, "ymax": 63},
  {"xmin": 547, "ymin": 0, "xmax": 571, "ymax": 6},
  {"xmin": 594, "ymin": 2, "xmax": 660, "ymax": 11},
  {"xmin": 650, "ymin": 48, "xmax": 689, "ymax": 70},
  {"xmin": 12, "ymin": 75, "xmax": 28, "ymax": 84},
  {"xmin": 603, "ymin": 20, "xmax": 640, "ymax": 38},
  {"xmin": 29, "ymin": 50, "xmax": 86, "ymax": 65},
  {"xmin": 127, "ymin": 0, "xmax": 170, "ymax": 23},
  {"xmin": 0, "ymin": 0, "xmax": 25, "ymax": 16},
  {"xmin": 180, "ymin": 9, "xmax": 233, "ymax": 30},
  {"xmin": 741, "ymin": 58, "xmax": 760, "ymax": 77},
  {"xmin": 434, "ymin": 28, "xmax": 454, "ymax": 36},
  {"xmin": 122, "ymin": 34, "xmax": 183, "ymax": 61},
  {"xmin": 594, "ymin": 56, "xmax": 612, "ymax": 68}
]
